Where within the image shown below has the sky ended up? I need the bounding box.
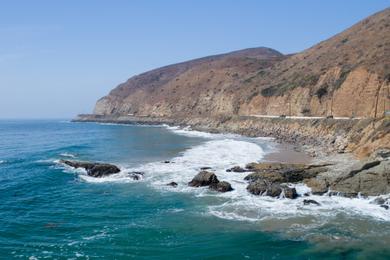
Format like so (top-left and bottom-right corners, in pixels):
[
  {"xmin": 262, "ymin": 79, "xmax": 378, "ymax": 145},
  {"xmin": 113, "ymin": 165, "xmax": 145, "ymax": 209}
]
[{"xmin": 0, "ymin": 0, "xmax": 389, "ymax": 118}]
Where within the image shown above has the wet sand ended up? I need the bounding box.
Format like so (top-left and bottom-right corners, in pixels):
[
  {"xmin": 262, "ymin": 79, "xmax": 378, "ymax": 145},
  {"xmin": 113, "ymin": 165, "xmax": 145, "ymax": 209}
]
[{"xmin": 262, "ymin": 142, "xmax": 312, "ymax": 164}]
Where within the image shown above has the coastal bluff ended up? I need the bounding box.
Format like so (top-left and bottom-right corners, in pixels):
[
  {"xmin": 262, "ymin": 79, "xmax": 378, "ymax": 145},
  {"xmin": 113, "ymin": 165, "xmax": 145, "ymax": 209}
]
[{"xmin": 80, "ymin": 8, "xmax": 389, "ymax": 158}]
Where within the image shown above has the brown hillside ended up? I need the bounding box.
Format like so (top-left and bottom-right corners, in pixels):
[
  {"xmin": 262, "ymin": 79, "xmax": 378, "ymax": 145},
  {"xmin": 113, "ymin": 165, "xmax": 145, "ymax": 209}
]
[{"xmin": 94, "ymin": 8, "xmax": 390, "ymax": 119}]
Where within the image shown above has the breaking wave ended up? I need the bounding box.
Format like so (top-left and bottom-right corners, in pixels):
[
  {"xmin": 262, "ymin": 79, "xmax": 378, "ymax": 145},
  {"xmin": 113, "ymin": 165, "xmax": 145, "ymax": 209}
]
[{"xmin": 57, "ymin": 125, "xmax": 390, "ymax": 229}]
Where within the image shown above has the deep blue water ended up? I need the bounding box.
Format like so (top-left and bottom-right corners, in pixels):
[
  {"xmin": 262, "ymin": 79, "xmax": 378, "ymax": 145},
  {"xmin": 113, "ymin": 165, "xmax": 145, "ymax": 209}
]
[{"xmin": 0, "ymin": 120, "xmax": 389, "ymax": 259}]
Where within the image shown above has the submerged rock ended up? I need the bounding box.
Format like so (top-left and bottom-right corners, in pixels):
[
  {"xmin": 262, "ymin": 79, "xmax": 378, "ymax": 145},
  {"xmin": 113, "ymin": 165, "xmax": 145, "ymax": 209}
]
[
  {"xmin": 188, "ymin": 171, "xmax": 219, "ymax": 187},
  {"xmin": 167, "ymin": 182, "xmax": 178, "ymax": 187},
  {"xmin": 209, "ymin": 181, "xmax": 233, "ymax": 192},
  {"xmin": 380, "ymin": 205, "xmax": 389, "ymax": 210},
  {"xmin": 303, "ymin": 199, "xmax": 321, "ymax": 206},
  {"xmin": 60, "ymin": 160, "xmax": 120, "ymax": 177},
  {"xmin": 373, "ymin": 197, "xmax": 387, "ymax": 205}
]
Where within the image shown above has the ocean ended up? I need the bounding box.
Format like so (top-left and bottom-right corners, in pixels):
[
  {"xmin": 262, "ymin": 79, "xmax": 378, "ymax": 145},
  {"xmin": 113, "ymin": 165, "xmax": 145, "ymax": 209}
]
[{"xmin": 0, "ymin": 120, "xmax": 389, "ymax": 259}]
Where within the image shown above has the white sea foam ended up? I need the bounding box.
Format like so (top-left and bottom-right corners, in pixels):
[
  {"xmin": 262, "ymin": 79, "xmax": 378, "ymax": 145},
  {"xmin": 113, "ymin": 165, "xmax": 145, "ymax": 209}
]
[
  {"xmin": 78, "ymin": 169, "xmax": 140, "ymax": 183},
  {"xmin": 62, "ymin": 125, "xmax": 390, "ymax": 225},
  {"xmin": 59, "ymin": 153, "xmax": 77, "ymax": 158},
  {"xmin": 165, "ymin": 125, "xmax": 240, "ymax": 139},
  {"xmin": 0, "ymin": 160, "xmax": 5, "ymax": 164}
]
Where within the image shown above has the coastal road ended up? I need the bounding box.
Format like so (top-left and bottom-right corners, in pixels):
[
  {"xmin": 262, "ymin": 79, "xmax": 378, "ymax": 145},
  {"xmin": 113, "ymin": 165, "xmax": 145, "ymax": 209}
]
[{"xmin": 249, "ymin": 115, "xmax": 363, "ymax": 120}]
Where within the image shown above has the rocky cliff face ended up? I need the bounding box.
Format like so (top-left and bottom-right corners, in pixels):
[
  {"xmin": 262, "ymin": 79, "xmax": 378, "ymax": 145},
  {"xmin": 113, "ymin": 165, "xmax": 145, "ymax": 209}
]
[
  {"xmin": 94, "ymin": 8, "xmax": 390, "ymax": 119},
  {"xmin": 94, "ymin": 47, "xmax": 284, "ymax": 116},
  {"xmin": 87, "ymin": 8, "xmax": 390, "ymax": 158}
]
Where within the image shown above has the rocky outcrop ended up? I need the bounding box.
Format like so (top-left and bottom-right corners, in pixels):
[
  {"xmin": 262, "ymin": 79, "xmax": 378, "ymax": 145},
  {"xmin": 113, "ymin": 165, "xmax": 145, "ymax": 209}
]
[
  {"xmin": 330, "ymin": 159, "xmax": 390, "ymax": 196},
  {"xmin": 244, "ymin": 163, "xmax": 328, "ymax": 183},
  {"xmin": 209, "ymin": 181, "xmax": 234, "ymax": 192},
  {"xmin": 188, "ymin": 171, "xmax": 219, "ymax": 187},
  {"xmin": 60, "ymin": 160, "xmax": 120, "ymax": 177},
  {"xmin": 188, "ymin": 171, "xmax": 233, "ymax": 192},
  {"xmin": 304, "ymin": 178, "xmax": 329, "ymax": 195},
  {"xmin": 247, "ymin": 180, "xmax": 297, "ymax": 199}
]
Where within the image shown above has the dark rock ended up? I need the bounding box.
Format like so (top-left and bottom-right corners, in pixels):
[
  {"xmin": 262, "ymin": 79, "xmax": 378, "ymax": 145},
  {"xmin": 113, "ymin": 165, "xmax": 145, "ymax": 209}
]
[
  {"xmin": 246, "ymin": 180, "xmax": 297, "ymax": 199},
  {"xmin": 200, "ymin": 167, "xmax": 212, "ymax": 170},
  {"xmin": 167, "ymin": 182, "xmax": 178, "ymax": 187},
  {"xmin": 247, "ymin": 180, "xmax": 271, "ymax": 195},
  {"xmin": 131, "ymin": 171, "xmax": 144, "ymax": 175},
  {"xmin": 348, "ymin": 160, "xmax": 381, "ymax": 176},
  {"xmin": 282, "ymin": 186, "xmax": 298, "ymax": 199},
  {"xmin": 373, "ymin": 197, "xmax": 386, "ymax": 205},
  {"xmin": 226, "ymin": 166, "xmax": 247, "ymax": 173},
  {"xmin": 243, "ymin": 162, "xmax": 329, "ymax": 184},
  {"xmin": 209, "ymin": 181, "xmax": 233, "ymax": 192},
  {"xmin": 164, "ymin": 160, "xmax": 171, "ymax": 163},
  {"xmin": 380, "ymin": 205, "xmax": 389, "ymax": 210},
  {"xmin": 132, "ymin": 175, "xmax": 141, "ymax": 180},
  {"xmin": 128, "ymin": 171, "xmax": 143, "ymax": 181},
  {"xmin": 373, "ymin": 149, "xmax": 390, "ymax": 160},
  {"xmin": 303, "ymin": 199, "xmax": 321, "ymax": 206},
  {"xmin": 188, "ymin": 171, "xmax": 219, "ymax": 187},
  {"xmin": 60, "ymin": 160, "xmax": 120, "ymax": 177}
]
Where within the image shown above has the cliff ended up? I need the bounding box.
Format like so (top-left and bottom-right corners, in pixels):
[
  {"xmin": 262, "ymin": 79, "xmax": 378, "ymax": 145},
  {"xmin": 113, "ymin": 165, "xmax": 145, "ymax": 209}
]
[
  {"xmin": 94, "ymin": 8, "xmax": 389, "ymax": 119},
  {"xmin": 83, "ymin": 8, "xmax": 390, "ymax": 157}
]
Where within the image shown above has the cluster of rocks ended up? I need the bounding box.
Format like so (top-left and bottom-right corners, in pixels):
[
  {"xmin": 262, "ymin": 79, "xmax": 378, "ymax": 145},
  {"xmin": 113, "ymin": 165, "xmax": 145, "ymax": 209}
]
[
  {"xmin": 61, "ymin": 152, "xmax": 390, "ymax": 209},
  {"xmin": 59, "ymin": 160, "xmax": 143, "ymax": 180},
  {"xmin": 242, "ymin": 162, "xmax": 330, "ymax": 199}
]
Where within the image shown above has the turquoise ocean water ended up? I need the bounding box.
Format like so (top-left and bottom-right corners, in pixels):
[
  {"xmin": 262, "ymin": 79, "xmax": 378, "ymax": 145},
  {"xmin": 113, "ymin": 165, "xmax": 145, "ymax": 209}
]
[{"xmin": 0, "ymin": 120, "xmax": 389, "ymax": 259}]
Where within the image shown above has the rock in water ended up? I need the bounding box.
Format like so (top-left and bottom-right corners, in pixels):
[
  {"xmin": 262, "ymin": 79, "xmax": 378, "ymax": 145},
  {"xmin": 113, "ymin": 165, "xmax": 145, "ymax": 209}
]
[
  {"xmin": 247, "ymin": 180, "xmax": 280, "ymax": 196},
  {"xmin": 209, "ymin": 181, "xmax": 233, "ymax": 192},
  {"xmin": 60, "ymin": 160, "xmax": 120, "ymax": 177},
  {"xmin": 244, "ymin": 163, "xmax": 328, "ymax": 183},
  {"xmin": 303, "ymin": 199, "xmax": 321, "ymax": 206},
  {"xmin": 247, "ymin": 180, "xmax": 271, "ymax": 195},
  {"xmin": 188, "ymin": 171, "xmax": 219, "ymax": 187},
  {"xmin": 226, "ymin": 166, "xmax": 247, "ymax": 173},
  {"xmin": 380, "ymin": 205, "xmax": 389, "ymax": 210},
  {"xmin": 247, "ymin": 180, "xmax": 297, "ymax": 199},
  {"xmin": 282, "ymin": 186, "xmax": 298, "ymax": 199},
  {"xmin": 167, "ymin": 182, "xmax": 178, "ymax": 187}
]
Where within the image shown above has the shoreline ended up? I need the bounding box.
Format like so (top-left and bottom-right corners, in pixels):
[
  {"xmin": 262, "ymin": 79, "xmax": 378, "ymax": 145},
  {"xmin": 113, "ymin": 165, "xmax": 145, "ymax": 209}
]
[{"xmin": 73, "ymin": 114, "xmax": 390, "ymax": 198}]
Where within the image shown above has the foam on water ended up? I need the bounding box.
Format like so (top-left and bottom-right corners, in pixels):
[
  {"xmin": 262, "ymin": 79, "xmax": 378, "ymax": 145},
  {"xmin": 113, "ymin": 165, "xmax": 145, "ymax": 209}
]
[
  {"xmin": 59, "ymin": 152, "xmax": 77, "ymax": 158},
  {"xmin": 57, "ymin": 125, "xmax": 390, "ymax": 225},
  {"xmin": 165, "ymin": 125, "xmax": 240, "ymax": 139}
]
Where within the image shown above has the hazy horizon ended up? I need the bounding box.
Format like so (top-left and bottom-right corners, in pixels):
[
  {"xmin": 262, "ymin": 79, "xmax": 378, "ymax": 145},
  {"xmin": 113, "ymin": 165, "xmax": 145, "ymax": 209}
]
[{"xmin": 1, "ymin": 0, "xmax": 389, "ymax": 119}]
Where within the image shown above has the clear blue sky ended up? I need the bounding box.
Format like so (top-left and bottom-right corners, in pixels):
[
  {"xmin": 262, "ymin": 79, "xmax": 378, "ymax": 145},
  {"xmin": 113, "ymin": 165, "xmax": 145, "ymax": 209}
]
[{"xmin": 0, "ymin": 0, "xmax": 388, "ymax": 118}]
